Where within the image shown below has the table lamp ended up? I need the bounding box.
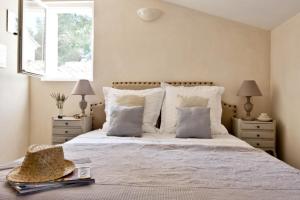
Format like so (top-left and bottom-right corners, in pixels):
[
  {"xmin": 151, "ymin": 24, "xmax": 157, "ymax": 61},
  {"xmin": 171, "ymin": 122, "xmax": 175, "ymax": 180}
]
[
  {"xmin": 72, "ymin": 79, "xmax": 95, "ymax": 117},
  {"xmin": 237, "ymin": 80, "xmax": 262, "ymax": 121}
]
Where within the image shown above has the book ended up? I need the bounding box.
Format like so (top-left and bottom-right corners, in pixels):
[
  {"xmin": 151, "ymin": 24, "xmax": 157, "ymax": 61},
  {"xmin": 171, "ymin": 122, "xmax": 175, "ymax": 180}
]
[{"xmin": 8, "ymin": 167, "xmax": 95, "ymax": 195}]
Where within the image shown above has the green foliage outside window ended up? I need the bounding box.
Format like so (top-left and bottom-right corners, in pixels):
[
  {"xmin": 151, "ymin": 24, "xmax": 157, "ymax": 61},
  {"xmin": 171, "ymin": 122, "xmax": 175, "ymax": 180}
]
[{"xmin": 58, "ymin": 13, "xmax": 92, "ymax": 67}]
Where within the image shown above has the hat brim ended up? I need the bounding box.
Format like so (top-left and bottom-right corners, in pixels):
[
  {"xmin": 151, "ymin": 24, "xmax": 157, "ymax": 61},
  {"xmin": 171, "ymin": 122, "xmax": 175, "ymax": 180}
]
[{"xmin": 6, "ymin": 160, "xmax": 75, "ymax": 183}]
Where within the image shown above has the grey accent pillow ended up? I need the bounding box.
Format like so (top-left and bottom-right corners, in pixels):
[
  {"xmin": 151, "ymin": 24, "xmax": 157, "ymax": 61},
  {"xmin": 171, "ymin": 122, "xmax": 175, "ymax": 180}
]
[
  {"xmin": 176, "ymin": 107, "xmax": 212, "ymax": 139},
  {"xmin": 106, "ymin": 106, "xmax": 144, "ymax": 137}
]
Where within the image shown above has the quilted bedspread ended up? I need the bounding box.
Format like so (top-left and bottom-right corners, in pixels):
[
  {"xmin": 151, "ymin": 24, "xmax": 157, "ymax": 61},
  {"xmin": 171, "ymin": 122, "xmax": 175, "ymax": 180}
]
[{"xmin": 1, "ymin": 134, "xmax": 300, "ymax": 200}]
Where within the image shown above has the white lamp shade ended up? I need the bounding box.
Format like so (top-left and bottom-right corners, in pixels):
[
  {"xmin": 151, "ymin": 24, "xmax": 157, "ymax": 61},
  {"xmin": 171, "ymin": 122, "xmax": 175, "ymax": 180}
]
[{"xmin": 72, "ymin": 79, "xmax": 95, "ymax": 95}]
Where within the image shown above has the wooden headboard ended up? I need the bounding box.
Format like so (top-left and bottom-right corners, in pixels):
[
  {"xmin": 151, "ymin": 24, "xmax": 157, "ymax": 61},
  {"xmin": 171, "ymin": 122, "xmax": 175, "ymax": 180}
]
[{"xmin": 90, "ymin": 81, "xmax": 237, "ymax": 132}]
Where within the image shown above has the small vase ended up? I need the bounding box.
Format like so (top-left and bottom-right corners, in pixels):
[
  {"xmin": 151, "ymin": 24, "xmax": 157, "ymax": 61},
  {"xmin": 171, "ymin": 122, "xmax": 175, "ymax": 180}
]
[
  {"xmin": 58, "ymin": 108, "xmax": 64, "ymax": 119},
  {"xmin": 57, "ymin": 101, "xmax": 64, "ymax": 119}
]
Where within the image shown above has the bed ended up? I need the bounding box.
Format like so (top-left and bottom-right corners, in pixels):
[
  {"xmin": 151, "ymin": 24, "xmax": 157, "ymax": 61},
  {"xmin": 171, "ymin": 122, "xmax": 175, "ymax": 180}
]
[{"xmin": 1, "ymin": 82, "xmax": 300, "ymax": 200}]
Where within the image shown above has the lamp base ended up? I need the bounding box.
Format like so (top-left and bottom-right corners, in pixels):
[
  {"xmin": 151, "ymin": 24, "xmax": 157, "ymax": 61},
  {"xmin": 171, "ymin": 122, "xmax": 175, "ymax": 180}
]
[
  {"xmin": 242, "ymin": 116, "xmax": 255, "ymax": 121},
  {"xmin": 79, "ymin": 95, "xmax": 88, "ymax": 117},
  {"xmin": 243, "ymin": 96, "xmax": 255, "ymax": 121}
]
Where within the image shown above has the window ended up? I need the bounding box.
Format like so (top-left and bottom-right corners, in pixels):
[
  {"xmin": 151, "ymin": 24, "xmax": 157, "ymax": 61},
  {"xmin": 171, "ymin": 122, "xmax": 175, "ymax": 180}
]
[{"xmin": 20, "ymin": 1, "xmax": 94, "ymax": 81}]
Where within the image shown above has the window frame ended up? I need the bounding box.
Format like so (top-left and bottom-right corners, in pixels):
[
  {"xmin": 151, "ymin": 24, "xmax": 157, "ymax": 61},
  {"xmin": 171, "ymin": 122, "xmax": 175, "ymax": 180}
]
[{"xmin": 18, "ymin": 0, "xmax": 47, "ymax": 77}]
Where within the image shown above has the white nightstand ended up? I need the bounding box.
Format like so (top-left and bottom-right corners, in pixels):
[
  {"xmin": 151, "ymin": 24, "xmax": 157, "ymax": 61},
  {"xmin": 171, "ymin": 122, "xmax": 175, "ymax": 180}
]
[
  {"xmin": 233, "ymin": 118, "xmax": 277, "ymax": 157},
  {"xmin": 52, "ymin": 116, "xmax": 92, "ymax": 145}
]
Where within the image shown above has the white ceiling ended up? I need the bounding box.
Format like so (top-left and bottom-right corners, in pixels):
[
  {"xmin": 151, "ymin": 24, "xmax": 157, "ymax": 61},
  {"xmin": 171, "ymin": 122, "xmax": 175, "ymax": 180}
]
[{"xmin": 163, "ymin": 0, "xmax": 300, "ymax": 30}]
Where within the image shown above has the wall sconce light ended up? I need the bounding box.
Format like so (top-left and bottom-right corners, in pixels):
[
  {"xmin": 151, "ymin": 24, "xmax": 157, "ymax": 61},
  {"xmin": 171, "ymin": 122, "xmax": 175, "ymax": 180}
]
[{"xmin": 137, "ymin": 8, "xmax": 163, "ymax": 22}]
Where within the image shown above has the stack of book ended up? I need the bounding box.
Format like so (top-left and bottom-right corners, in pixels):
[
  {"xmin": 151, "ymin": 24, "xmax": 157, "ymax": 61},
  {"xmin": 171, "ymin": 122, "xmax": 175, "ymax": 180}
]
[{"xmin": 8, "ymin": 167, "xmax": 95, "ymax": 195}]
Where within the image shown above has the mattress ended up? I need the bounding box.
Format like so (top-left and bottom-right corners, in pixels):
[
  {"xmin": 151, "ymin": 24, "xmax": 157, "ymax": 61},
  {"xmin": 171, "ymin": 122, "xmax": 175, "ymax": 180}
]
[{"xmin": 1, "ymin": 130, "xmax": 300, "ymax": 200}]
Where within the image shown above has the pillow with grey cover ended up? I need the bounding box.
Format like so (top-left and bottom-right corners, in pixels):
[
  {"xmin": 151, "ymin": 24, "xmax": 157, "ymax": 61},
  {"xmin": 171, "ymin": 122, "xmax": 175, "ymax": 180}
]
[
  {"xmin": 176, "ymin": 107, "xmax": 212, "ymax": 139},
  {"xmin": 106, "ymin": 106, "xmax": 144, "ymax": 137}
]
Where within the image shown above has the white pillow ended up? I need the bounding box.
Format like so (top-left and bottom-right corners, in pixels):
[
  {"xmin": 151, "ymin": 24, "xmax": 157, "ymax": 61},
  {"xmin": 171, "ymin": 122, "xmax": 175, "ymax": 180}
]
[
  {"xmin": 160, "ymin": 85, "xmax": 228, "ymax": 135},
  {"xmin": 102, "ymin": 87, "xmax": 165, "ymax": 133}
]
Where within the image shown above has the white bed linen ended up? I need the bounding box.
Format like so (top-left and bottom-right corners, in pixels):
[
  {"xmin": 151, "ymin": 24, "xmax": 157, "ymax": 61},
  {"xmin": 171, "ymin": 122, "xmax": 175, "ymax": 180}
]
[
  {"xmin": 160, "ymin": 84, "xmax": 227, "ymax": 135},
  {"xmin": 2, "ymin": 130, "xmax": 300, "ymax": 200},
  {"xmin": 102, "ymin": 87, "xmax": 164, "ymax": 133},
  {"xmin": 67, "ymin": 129, "xmax": 251, "ymax": 148},
  {"xmin": 63, "ymin": 131, "xmax": 300, "ymax": 192}
]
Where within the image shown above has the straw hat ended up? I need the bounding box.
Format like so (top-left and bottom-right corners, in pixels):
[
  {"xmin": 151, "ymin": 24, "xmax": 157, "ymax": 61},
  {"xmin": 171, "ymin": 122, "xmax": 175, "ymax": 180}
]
[{"xmin": 7, "ymin": 144, "xmax": 75, "ymax": 183}]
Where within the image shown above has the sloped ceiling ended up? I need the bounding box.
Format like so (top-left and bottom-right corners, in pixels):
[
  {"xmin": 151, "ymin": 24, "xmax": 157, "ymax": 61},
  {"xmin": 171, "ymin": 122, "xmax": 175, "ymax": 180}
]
[{"xmin": 163, "ymin": 0, "xmax": 300, "ymax": 30}]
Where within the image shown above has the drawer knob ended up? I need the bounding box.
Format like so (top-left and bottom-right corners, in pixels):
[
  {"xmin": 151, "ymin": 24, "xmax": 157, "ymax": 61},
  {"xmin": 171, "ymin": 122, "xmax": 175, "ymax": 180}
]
[
  {"xmin": 65, "ymin": 130, "xmax": 68, "ymax": 134},
  {"xmin": 256, "ymin": 143, "xmax": 260, "ymax": 146},
  {"xmin": 65, "ymin": 122, "xmax": 69, "ymax": 126},
  {"xmin": 257, "ymin": 134, "xmax": 260, "ymax": 138},
  {"xmin": 65, "ymin": 138, "xmax": 69, "ymax": 142},
  {"xmin": 256, "ymin": 125, "xmax": 260, "ymax": 129}
]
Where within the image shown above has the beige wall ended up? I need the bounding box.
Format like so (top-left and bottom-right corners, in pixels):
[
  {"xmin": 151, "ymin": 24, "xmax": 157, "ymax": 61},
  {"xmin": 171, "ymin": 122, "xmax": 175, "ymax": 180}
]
[
  {"xmin": 30, "ymin": 0, "xmax": 271, "ymax": 144},
  {"xmin": 0, "ymin": 1, "xmax": 30, "ymax": 162},
  {"xmin": 271, "ymin": 12, "xmax": 300, "ymax": 169}
]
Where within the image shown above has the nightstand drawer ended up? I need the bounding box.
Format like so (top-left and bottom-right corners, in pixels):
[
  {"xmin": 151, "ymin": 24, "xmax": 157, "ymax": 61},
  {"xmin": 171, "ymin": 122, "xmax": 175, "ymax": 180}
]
[
  {"xmin": 53, "ymin": 128, "xmax": 82, "ymax": 135},
  {"xmin": 246, "ymin": 139, "xmax": 274, "ymax": 148},
  {"xmin": 53, "ymin": 120, "xmax": 81, "ymax": 128},
  {"xmin": 53, "ymin": 135, "xmax": 75, "ymax": 144},
  {"xmin": 241, "ymin": 122, "xmax": 274, "ymax": 130},
  {"xmin": 241, "ymin": 131, "xmax": 274, "ymax": 139}
]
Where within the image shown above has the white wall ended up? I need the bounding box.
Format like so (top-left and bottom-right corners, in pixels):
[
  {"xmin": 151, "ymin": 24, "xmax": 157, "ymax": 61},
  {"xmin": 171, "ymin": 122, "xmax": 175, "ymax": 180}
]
[
  {"xmin": 1, "ymin": 0, "xmax": 299, "ymax": 171},
  {"xmin": 30, "ymin": 0, "xmax": 271, "ymax": 144},
  {"xmin": 0, "ymin": 0, "xmax": 30, "ymax": 162},
  {"xmin": 271, "ymin": 12, "xmax": 300, "ymax": 169}
]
